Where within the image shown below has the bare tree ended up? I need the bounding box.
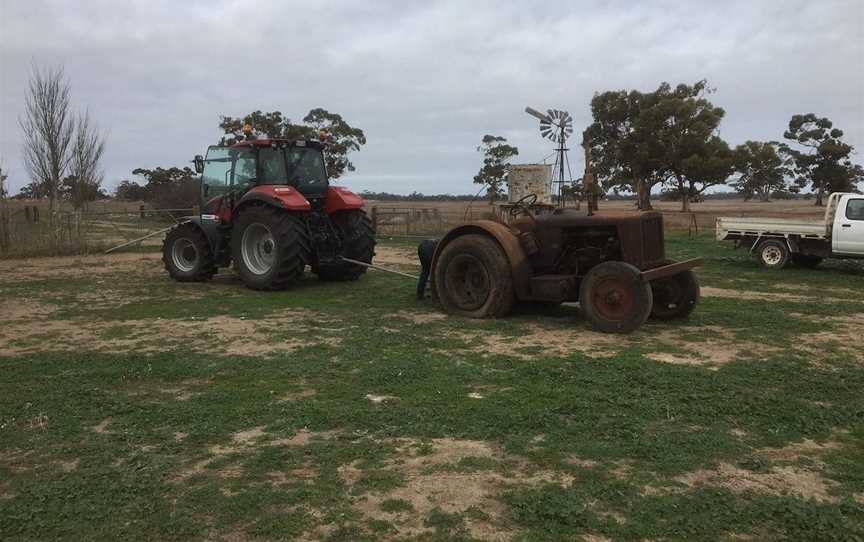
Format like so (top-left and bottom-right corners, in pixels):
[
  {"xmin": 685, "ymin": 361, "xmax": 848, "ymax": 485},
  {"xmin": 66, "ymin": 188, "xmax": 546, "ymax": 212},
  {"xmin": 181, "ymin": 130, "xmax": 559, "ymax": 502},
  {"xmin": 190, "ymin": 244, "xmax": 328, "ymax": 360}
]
[
  {"xmin": 18, "ymin": 63, "xmax": 74, "ymax": 232},
  {"xmin": 66, "ymin": 110, "xmax": 106, "ymax": 210},
  {"xmin": 0, "ymin": 160, "xmax": 9, "ymax": 252}
]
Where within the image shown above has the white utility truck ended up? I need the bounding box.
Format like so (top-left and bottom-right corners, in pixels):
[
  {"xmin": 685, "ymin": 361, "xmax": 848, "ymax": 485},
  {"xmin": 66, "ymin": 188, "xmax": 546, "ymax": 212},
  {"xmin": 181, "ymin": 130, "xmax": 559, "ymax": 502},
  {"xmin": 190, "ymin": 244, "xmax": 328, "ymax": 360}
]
[{"xmin": 716, "ymin": 192, "xmax": 864, "ymax": 269}]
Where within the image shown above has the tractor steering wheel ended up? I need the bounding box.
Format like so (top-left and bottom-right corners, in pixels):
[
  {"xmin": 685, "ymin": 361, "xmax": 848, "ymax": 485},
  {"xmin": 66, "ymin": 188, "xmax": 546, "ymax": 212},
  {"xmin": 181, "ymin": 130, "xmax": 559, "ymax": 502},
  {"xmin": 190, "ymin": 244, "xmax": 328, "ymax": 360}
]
[{"xmin": 509, "ymin": 193, "xmax": 538, "ymax": 217}]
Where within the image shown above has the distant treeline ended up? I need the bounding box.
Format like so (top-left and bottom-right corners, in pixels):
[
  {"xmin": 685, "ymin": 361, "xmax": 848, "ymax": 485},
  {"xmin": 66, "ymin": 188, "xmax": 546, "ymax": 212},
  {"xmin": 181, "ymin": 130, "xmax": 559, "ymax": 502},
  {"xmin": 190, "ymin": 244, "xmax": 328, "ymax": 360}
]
[
  {"xmin": 359, "ymin": 191, "xmax": 490, "ymax": 202},
  {"xmin": 358, "ymin": 190, "xmax": 817, "ymax": 202}
]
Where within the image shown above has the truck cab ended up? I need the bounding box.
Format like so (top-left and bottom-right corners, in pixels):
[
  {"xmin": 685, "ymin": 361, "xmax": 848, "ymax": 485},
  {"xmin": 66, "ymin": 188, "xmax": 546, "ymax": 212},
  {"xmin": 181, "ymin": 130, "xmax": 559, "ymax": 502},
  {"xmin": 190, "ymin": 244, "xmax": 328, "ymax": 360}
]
[{"xmin": 830, "ymin": 193, "xmax": 864, "ymax": 255}]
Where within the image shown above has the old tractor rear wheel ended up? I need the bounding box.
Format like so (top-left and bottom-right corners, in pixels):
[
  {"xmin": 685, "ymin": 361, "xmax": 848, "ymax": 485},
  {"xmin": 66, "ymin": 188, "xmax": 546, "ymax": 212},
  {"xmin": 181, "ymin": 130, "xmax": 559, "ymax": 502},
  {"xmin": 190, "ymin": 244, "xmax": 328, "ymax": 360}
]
[
  {"xmin": 434, "ymin": 234, "xmax": 514, "ymax": 318},
  {"xmin": 162, "ymin": 222, "xmax": 217, "ymax": 282},
  {"xmin": 757, "ymin": 239, "xmax": 789, "ymax": 269},
  {"xmin": 649, "ymin": 264, "xmax": 700, "ymax": 320},
  {"xmin": 317, "ymin": 209, "xmax": 376, "ymax": 281},
  {"xmin": 579, "ymin": 261, "xmax": 652, "ymax": 333},
  {"xmin": 231, "ymin": 204, "xmax": 311, "ymax": 290}
]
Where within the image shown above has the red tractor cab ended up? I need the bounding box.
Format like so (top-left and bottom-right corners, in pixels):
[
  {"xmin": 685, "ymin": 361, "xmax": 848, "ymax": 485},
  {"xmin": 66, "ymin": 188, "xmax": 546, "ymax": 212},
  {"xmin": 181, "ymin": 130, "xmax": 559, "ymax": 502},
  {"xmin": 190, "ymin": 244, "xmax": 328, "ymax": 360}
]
[{"xmin": 162, "ymin": 138, "xmax": 375, "ymax": 290}]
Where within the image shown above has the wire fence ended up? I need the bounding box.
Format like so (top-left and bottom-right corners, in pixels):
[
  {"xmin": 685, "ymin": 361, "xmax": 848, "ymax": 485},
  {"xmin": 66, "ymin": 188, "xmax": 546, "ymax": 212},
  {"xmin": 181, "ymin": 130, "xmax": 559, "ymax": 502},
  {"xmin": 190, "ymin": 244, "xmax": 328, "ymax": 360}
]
[{"xmin": 0, "ymin": 205, "xmax": 193, "ymax": 258}]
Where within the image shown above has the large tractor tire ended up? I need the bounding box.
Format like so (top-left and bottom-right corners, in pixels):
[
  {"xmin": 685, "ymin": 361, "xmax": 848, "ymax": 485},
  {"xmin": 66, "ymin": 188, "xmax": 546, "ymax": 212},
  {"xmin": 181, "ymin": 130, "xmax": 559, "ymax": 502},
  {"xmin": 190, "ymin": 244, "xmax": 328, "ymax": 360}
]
[
  {"xmin": 579, "ymin": 261, "xmax": 653, "ymax": 333},
  {"xmin": 231, "ymin": 204, "xmax": 311, "ymax": 290},
  {"xmin": 756, "ymin": 239, "xmax": 789, "ymax": 269},
  {"xmin": 162, "ymin": 222, "xmax": 217, "ymax": 282},
  {"xmin": 434, "ymin": 234, "xmax": 514, "ymax": 318},
  {"xmin": 317, "ymin": 209, "xmax": 376, "ymax": 281},
  {"xmin": 649, "ymin": 262, "xmax": 700, "ymax": 320}
]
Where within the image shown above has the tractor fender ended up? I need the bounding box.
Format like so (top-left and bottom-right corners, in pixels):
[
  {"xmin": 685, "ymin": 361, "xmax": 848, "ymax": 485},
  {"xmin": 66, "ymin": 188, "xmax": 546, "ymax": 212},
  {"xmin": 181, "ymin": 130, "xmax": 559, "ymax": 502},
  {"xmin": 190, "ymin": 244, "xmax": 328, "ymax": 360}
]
[
  {"xmin": 324, "ymin": 186, "xmax": 365, "ymax": 215},
  {"xmin": 236, "ymin": 185, "xmax": 312, "ymax": 214},
  {"xmin": 431, "ymin": 220, "xmax": 531, "ymax": 300}
]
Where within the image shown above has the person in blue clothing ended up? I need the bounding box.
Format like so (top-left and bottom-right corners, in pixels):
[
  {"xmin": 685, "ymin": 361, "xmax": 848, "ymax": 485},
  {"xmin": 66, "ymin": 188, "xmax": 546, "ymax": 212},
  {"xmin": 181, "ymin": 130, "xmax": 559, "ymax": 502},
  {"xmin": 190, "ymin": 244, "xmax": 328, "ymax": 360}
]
[{"xmin": 416, "ymin": 239, "xmax": 438, "ymax": 300}]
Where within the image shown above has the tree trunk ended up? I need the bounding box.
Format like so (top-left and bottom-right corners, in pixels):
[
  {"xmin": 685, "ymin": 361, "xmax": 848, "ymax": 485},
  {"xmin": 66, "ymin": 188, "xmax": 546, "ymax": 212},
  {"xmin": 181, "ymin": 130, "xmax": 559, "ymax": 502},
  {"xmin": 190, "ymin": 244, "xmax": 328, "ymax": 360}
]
[
  {"xmin": 815, "ymin": 181, "xmax": 825, "ymax": 206},
  {"xmin": 636, "ymin": 180, "xmax": 653, "ymax": 211},
  {"xmin": 676, "ymin": 176, "xmax": 690, "ymax": 212}
]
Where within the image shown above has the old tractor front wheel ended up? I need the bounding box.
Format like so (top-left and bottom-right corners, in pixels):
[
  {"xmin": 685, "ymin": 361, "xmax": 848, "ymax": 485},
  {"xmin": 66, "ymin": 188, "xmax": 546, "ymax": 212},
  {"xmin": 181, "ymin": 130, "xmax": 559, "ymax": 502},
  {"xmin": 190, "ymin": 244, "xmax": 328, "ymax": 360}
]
[
  {"xmin": 579, "ymin": 261, "xmax": 652, "ymax": 333},
  {"xmin": 650, "ymin": 265, "xmax": 700, "ymax": 320},
  {"xmin": 317, "ymin": 209, "xmax": 376, "ymax": 281},
  {"xmin": 162, "ymin": 222, "xmax": 217, "ymax": 282},
  {"xmin": 231, "ymin": 205, "xmax": 311, "ymax": 290},
  {"xmin": 434, "ymin": 234, "xmax": 514, "ymax": 318}
]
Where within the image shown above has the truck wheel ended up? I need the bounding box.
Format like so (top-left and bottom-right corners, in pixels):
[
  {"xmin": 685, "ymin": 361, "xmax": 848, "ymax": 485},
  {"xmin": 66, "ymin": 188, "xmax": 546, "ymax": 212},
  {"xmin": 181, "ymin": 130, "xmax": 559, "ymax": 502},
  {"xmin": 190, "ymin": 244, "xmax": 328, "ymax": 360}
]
[
  {"xmin": 650, "ymin": 268, "xmax": 700, "ymax": 320},
  {"xmin": 792, "ymin": 254, "xmax": 823, "ymax": 268},
  {"xmin": 757, "ymin": 239, "xmax": 789, "ymax": 269},
  {"xmin": 232, "ymin": 205, "xmax": 311, "ymax": 290},
  {"xmin": 317, "ymin": 210, "xmax": 376, "ymax": 281},
  {"xmin": 434, "ymin": 234, "xmax": 514, "ymax": 318},
  {"xmin": 579, "ymin": 261, "xmax": 653, "ymax": 333},
  {"xmin": 162, "ymin": 222, "xmax": 217, "ymax": 282}
]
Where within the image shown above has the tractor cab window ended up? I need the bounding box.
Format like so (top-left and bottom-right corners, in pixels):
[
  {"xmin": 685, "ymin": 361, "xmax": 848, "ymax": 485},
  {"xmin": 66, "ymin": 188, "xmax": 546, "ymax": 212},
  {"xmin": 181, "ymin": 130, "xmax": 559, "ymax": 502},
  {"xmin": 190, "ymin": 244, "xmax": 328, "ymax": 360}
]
[
  {"xmin": 256, "ymin": 146, "xmax": 328, "ymax": 197},
  {"xmin": 259, "ymin": 148, "xmax": 288, "ymax": 184},
  {"xmin": 202, "ymin": 146, "xmax": 232, "ymax": 198},
  {"xmin": 286, "ymin": 147, "xmax": 328, "ymax": 197}
]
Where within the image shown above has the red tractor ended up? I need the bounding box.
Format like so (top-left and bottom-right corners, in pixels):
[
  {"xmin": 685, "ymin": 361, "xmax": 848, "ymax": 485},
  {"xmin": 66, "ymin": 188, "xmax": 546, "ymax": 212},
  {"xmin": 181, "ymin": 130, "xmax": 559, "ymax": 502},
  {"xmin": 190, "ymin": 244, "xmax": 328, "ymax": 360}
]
[{"xmin": 162, "ymin": 137, "xmax": 375, "ymax": 289}]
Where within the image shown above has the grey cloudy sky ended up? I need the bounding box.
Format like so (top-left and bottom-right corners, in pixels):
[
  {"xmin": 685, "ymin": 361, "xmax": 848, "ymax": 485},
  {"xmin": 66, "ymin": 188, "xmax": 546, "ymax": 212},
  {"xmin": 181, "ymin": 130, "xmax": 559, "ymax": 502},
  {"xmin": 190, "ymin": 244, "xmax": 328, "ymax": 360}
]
[{"xmin": 1, "ymin": 0, "xmax": 862, "ymax": 195}]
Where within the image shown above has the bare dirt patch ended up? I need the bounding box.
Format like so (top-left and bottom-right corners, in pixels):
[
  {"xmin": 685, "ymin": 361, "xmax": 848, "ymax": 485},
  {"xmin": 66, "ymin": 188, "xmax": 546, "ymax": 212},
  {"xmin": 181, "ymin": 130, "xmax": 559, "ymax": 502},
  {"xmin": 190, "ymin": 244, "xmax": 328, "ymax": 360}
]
[
  {"xmin": 797, "ymin": 313, "xmax": 864, "ymax": 362},
  {"xmin": 0, "ymin": 309, "xmax": 339, "ymax": 357},
  {"xmin": 373, "ymin": 245, "xmax": 418, "ymax": 267},
  {"xmin": 666, "ymin": 436, "xmax": 844, "ymax": 502},
  {"xmin": 453, "ymin": 323, "xmax": 623, "ymax": 360},
  {"xmin": 92, "ymin": 418, "xmax": 112, "ymax": 434},
  {"xmin": 675, "ymin": 462, "xmax": 837, "ymax": 502},
  {"xmin": 700, "ymin": 286, "xmax": 836, "ymax": 302},
  {"xmin": 390, "ymin": 310, "xmax": 447, "ymax": 324},
  {"xmin": 0, "ymin": 252, "xmax": 164, "ymax": 282},
  {"xmin": 340, "ymin": 437, "xmax": 574, "ymax": 541}
]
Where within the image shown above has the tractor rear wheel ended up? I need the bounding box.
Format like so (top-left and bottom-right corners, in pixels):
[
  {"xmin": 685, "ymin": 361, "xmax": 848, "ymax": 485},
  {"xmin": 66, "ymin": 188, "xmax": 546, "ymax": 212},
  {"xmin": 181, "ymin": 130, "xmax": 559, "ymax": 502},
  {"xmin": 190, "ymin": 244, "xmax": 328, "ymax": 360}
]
[
  {"xmin": 434, "ymin": 234, "xmax": 514, "ymax": 318},
  {"xmin": 579, "ymin": 261, "xmax": 652, "ymax": 333},
  {"xmin": 317, "ymin": 210, "xmax": 376, "ymax": 281},
  {"xmin": 162, "ymin": 222, "xmax": 217, "ymax": 282},
  {"xmin": 649, "ymin": 264, "xmax": 700, "ymax": 320},
  {"xmin": 232, "ymin": 205, "xmax": 311, "ymax": 290}
]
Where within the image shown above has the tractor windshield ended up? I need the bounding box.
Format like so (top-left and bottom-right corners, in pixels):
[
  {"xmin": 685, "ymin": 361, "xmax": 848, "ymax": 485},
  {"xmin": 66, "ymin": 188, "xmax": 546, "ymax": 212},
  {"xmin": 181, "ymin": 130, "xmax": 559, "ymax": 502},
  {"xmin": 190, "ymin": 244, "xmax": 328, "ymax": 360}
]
[{"xmin": 259, "ymin": 147, "xmax": 328, "ymax": 198}]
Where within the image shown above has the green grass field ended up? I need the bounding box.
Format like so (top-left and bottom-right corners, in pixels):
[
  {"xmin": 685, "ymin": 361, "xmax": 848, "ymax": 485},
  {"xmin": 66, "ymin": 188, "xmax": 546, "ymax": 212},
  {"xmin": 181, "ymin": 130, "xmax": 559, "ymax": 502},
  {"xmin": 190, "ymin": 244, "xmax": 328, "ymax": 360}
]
[{"xmin": 1, "ymin": 233, "xmax": 863, "ymax": 541}]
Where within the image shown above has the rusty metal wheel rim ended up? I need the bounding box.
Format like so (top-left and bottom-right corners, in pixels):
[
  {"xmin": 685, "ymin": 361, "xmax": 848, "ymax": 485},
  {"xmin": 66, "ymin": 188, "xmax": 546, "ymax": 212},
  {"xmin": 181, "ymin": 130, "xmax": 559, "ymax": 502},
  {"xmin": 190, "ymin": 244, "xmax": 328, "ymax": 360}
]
[
  {"xmin": 445, "ymin": 253, "xmax": 491, "ymax": 311},
  {"xmin": 592, "ymin": 276, "xmax": 636, "ymax": 320}
]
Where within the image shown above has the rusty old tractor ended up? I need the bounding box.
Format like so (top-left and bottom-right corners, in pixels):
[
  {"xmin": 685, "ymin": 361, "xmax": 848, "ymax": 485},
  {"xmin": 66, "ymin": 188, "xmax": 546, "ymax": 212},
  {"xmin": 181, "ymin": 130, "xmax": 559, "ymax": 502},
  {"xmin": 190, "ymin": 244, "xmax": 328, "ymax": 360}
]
[{"xmin": 431, "ymin": 195, "xmax": 702, "ymax": 333}]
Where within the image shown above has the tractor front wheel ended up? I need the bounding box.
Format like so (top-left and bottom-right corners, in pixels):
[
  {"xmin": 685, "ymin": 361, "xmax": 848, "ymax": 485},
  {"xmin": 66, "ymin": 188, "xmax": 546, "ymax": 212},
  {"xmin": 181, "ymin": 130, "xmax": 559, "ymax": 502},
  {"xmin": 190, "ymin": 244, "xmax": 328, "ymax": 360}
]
[
  {"xmin": 232, "ymin": 205, "xmax": 311, "ymax": 290},
  {"xmin": 162, "ymin": 222, "xmax": 217, "ymax": 282},
  {"xmin": 434, "ymin": 234, "xmax": 514, "ymax": 318},
  {"xmin": 579, "ymin": 261, "xmax": 652, "ymax": 333},
  {"xmin": 650, "ymin": 266, "xmax": 700, "ymax": 320},
  {"xmin": 317, "ymin": 210, "xmax": 376, "ymax": 281}
]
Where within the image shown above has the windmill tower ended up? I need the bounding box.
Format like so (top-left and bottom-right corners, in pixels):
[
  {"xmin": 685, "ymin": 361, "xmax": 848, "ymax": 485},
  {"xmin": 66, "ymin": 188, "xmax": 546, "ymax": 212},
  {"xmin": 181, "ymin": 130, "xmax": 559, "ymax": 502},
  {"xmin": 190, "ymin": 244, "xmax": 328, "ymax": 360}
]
[{"xmin": 524, "ymin": 106, "xmax": 574, "ymax": 208}]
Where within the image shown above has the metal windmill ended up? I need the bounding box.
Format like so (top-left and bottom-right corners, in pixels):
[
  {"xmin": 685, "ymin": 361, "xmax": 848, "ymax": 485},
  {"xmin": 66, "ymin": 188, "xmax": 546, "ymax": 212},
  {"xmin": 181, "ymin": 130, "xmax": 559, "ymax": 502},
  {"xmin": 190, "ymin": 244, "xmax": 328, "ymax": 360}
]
[{"xmin": 525, "ymin": 106, "xmax": 574, "ymax": 207}]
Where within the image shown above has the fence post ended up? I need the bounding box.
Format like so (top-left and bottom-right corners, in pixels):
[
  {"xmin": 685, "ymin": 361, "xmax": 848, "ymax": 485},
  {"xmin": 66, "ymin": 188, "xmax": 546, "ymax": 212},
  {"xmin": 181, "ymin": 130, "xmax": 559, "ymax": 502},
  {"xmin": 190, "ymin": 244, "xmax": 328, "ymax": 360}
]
[
  {"xmin": 139, "ymin": 204, "xmax": 146, "ymax": 219},
  {"xmin": 25, "ymin": 206, "xmax": 32, "ymax": 222},
  {"xmin": 370, "ymin": 206, "xmax": 378, "ymax": 233},
  {"xmin": 33, "ymin": 206, "xmax": 39, "ymax": 223}
]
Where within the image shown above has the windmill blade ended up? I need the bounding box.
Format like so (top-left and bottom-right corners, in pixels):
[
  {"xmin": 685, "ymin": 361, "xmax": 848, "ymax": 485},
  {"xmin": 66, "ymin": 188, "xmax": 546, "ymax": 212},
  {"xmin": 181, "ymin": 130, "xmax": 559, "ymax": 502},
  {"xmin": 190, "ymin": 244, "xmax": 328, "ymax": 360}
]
[{"xmin": 525, "ymin": 106, "xmax": 551, "ymax": 123}]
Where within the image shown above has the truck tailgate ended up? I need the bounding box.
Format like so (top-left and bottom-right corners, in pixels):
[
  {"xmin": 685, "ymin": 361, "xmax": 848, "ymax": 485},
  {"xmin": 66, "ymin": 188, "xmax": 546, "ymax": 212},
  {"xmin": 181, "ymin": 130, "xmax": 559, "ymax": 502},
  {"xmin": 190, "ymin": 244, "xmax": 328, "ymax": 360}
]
[{"xmin": 716, "ymin": 216, "xmax": 827, "ymax": 240}]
